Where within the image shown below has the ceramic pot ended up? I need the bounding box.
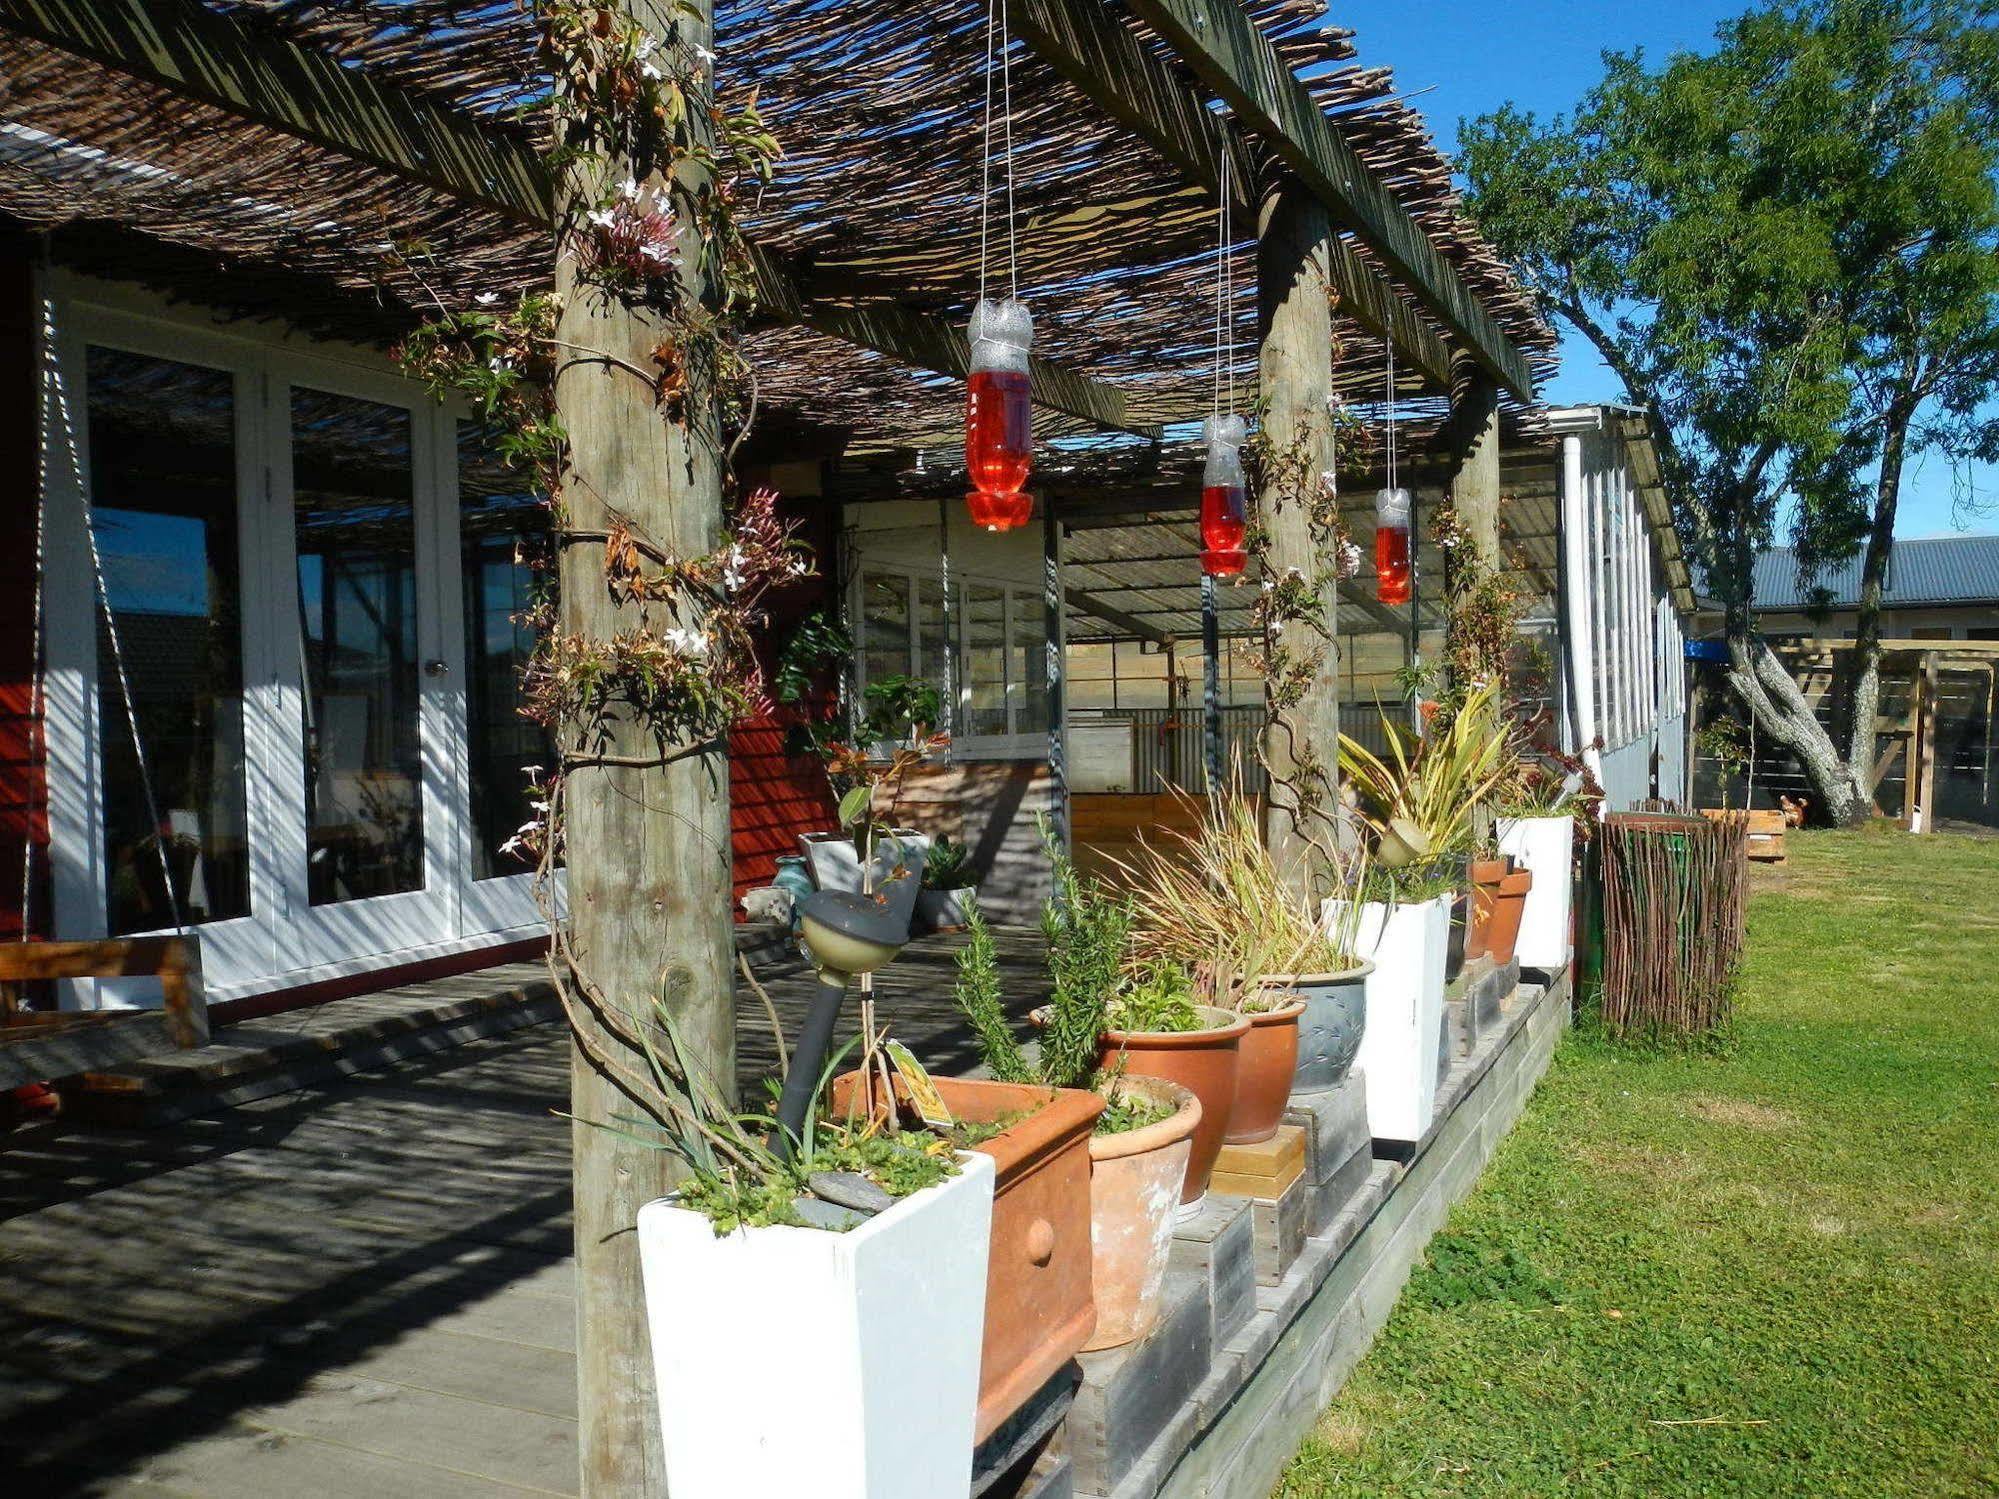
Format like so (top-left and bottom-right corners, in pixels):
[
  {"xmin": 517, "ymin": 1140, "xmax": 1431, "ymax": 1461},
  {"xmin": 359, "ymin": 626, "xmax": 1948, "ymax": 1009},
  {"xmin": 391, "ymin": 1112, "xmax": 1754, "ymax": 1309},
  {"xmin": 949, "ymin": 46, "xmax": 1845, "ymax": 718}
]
[
  {"xmin": 1466, "ymin": 856, "xmax": 1508, "ymax": 961},
  {"xmin": 1498, "ymin": 815, "xmax": 1575, "ymax": 970},
  {"xmin": 1327, "ymin": 893, "xmax": 1451, "ymax": 1142},
  {"xmin": 1097, "ymin": 1005, "xmax": 1249, "ymax": 1207},
  {"xmin": 638, "ymin": 1154, "xmax": 995, "ymax": 1498},
  {"xmin": 1262, "ymin": 965, "xmax": 1373, "ymax": 1094},
  {"xmin": 1084, "ymin": 1076, "xmax": 1199, "ymax": 1350},
  {"xmin": 1224, "ymin": 996, "xmax": 1306, "ymax": 1143},
  {"xmin": 1482, "ymin": 867, "xmax": 1534, "ymax": 966},
  {"xmin": 915, "ymin": 886, "xmax": 974, "ymax": 934}
]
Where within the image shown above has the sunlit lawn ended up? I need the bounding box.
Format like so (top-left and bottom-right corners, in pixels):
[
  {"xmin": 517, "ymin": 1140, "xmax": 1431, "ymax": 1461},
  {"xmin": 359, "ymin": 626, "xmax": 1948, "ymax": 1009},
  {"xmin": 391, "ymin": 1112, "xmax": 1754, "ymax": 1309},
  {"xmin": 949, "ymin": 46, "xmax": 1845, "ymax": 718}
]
[{"xmin": 1275, "ymin": 828, "xmax": 1999, "ymax": 1497}]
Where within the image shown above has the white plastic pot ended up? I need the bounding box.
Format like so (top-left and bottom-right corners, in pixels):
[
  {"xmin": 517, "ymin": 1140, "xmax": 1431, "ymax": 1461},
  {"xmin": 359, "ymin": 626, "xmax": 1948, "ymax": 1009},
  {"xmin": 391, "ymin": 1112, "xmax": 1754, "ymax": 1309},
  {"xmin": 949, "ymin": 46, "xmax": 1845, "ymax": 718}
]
[
  {"xmin": 1498, "ymin": 815, "xmax": 1575, "ymax": 971},
  {"xmin": 637, "ymin": 1153, "xmax": 996, "ymax": 1499},
  {"xmin": 1330, "ymin": 893, "xmax": 1450, "ymax": 1142}
]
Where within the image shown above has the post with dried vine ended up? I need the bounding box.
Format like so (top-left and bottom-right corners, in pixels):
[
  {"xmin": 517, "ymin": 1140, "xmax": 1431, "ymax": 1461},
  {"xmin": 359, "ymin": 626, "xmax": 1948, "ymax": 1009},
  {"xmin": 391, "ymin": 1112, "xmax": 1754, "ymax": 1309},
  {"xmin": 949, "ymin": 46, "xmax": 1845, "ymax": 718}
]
[
  {"xmin": 536, "ymin": 2, "xmax": 781, "ymax": 1490},
  {"xmin": 1251, "ymin": 183, "xmax": 1350, "ymax": 899}
]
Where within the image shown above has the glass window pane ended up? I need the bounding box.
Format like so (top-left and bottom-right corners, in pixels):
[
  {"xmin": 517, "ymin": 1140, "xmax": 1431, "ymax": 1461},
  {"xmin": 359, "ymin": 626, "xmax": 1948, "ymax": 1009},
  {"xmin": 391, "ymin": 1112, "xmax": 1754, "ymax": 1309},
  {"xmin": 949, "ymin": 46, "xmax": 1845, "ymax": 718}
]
[
  {"xmin": 916, "ymin": 577, "xmax": 949, "ymax": 719},
  {"xmin": 860, "ymin": 571, "xmax": 912, "ymax": 702},
  {"xmin": 460, "ymin": 421, "xmax": 553, "ymax": 880},
  {"xmin": 963, "ymin": 584, "xmax": 1008, "ymax": 736},
  {"xmin": 86, "ymin": 348, "xmax": 249, "ymax": 934},
  {"xmin": 1012, "ymin": 586, "xmax": 1049, "ymax": 734},
  {"xmin": 292, "ymin": 388, "xmax": 423, "ymax": 904}
]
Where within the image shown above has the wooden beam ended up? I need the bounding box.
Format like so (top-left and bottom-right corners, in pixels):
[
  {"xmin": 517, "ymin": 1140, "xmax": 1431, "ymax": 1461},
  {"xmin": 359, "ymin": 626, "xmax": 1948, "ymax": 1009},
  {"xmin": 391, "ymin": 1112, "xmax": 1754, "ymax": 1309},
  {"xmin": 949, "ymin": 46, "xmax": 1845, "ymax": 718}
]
[
  {"xmin": 1124, "ymin": 0, "xmax": 1536, "ymax": 398},
  {"xmin": 1012, "ymin": 0, "xmax": 1454, "ymax": 391},
  {"xmin": 1065, "ymin": 584, "xmax": 1176, "ymax": 646},
  {"xmin": 0, "ymin": 0, "xmax": 1155, "ymax": 435}
]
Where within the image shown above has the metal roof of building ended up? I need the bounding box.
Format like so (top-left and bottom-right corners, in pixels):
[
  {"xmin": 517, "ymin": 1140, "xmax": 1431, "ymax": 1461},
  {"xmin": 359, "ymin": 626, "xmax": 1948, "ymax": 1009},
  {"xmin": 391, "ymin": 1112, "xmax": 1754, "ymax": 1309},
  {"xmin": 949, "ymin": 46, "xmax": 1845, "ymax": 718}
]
[{"xmin": 1751, "ymin": 535, "xmax": 1999, "ymax": 611}]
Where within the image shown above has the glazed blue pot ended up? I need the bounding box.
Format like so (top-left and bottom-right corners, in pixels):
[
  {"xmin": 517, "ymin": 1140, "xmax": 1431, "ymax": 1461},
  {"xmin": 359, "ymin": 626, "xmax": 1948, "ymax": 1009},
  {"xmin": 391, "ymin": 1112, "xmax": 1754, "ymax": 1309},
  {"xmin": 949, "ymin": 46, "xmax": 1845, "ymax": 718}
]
[{"xmin": 1262, "ymin": 963, "xmax": 1375, "ymax": 1093}]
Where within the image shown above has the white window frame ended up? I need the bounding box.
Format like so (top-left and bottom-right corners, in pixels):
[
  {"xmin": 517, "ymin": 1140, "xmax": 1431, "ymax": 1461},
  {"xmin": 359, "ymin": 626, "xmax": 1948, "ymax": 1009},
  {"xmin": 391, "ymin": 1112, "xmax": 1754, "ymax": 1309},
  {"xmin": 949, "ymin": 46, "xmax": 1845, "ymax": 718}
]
[
  {"xmin": 39, "ymin": 274, "xmax": 549, "ymax": 1006},
  {"xmin": 850, "ymin": 562, "xmax": 1050, "ymax": 762}
]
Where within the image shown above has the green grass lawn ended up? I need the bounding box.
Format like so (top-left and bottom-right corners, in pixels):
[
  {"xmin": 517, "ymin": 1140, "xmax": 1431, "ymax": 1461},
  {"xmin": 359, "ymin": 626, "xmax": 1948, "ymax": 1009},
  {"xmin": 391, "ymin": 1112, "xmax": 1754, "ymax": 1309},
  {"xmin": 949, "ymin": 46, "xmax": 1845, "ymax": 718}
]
[{"xmin": 1275, "ymin": 829, "xmax": 1999, "ymax": 1497}]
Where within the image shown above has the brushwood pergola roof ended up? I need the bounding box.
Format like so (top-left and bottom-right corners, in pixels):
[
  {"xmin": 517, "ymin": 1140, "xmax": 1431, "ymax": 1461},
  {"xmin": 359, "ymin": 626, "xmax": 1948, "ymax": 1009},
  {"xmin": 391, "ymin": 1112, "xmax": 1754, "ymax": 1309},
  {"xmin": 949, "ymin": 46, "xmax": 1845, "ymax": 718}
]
[{"xmin": 0, "ymin": 0, "xmax": 1555, "ymax": 469}]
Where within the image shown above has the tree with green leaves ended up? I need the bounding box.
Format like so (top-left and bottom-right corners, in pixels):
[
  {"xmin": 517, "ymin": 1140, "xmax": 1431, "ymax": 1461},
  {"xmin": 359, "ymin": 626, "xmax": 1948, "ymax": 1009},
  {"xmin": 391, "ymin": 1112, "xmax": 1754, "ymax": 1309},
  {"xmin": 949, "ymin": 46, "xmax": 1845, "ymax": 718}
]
[{"xmin": 1460, "ymin": 0, "xmax": 1999, "ymax": 823}]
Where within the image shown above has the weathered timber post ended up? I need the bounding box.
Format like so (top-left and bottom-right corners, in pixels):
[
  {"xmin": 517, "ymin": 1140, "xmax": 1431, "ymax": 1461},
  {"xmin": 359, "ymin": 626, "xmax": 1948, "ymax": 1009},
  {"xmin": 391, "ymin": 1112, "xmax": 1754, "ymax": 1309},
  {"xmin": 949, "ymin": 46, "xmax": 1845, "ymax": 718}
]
[
  {"xmin": 1447, "ymin": 368, "xmax": 1503, "ymax": 574},
  {"xmin": 554, "ymin": 3, "xmax": 732, "ymax": 1493},
  {"xmin": 1256, "ymin": 183, "xmax": 1341, "ymax": 895}
]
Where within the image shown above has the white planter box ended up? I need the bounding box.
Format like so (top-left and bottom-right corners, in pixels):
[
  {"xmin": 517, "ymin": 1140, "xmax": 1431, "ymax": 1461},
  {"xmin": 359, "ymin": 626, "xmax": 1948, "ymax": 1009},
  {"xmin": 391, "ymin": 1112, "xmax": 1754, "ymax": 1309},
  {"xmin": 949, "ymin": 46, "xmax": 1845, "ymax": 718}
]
[
  {"xmin": 638, "ymin": 1152, "xmax": 995, "ymax": 1499},
  {"xmin": 1331, "ymin": 893, "xmax": 1450, "ymax": 1142},
  {"xmin": 1499, "ymin": 815, "xmax": 1575, "ymax": 971}
]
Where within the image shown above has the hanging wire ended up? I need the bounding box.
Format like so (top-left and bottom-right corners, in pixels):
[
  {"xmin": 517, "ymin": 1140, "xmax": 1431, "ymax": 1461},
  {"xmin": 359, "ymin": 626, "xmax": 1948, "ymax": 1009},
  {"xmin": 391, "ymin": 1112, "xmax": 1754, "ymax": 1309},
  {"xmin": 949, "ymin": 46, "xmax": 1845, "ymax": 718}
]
[
  {"xmin": 1384, "ymin": 340, "xmax": 1398, "ymax": 494},
  {"xmin": 22, "ymin": 302, "xmax": 51, "ymax": 940},
  {"xmin": 978, "ymin": 0, "xmax": 995, "ymax": 304},
  {"xmin": 978, "ymin": 0, "xmax": 1021, "ymax": 302},
  {"xmin": 41, "ymin": 297, "xmax": 184, "ymax": 935},
  {"xmin": 1000, "ymin": 0, "xmax": 1019, "ymax": 298}
]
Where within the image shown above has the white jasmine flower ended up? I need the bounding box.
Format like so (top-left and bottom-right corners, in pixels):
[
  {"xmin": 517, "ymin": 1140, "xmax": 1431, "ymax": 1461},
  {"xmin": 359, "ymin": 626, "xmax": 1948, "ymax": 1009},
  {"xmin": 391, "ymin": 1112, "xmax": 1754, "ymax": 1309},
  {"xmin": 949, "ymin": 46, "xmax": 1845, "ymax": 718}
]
[
  {"xmin": 474, "ymin": 291, "xmax": 499, "ymax": 306},
  {"xmin": 665, "ymin": 628, "xmax": 709, "ymax": 657}
]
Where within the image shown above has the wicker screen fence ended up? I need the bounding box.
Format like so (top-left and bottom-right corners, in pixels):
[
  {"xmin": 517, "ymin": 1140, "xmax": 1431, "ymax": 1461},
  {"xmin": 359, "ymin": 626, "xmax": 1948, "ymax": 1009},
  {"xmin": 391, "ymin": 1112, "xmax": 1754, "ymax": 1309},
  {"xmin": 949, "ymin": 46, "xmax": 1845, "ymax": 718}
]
[{"xmin": 1599, "ymin": 811, "xmax": 1749, "ymax": 1039}]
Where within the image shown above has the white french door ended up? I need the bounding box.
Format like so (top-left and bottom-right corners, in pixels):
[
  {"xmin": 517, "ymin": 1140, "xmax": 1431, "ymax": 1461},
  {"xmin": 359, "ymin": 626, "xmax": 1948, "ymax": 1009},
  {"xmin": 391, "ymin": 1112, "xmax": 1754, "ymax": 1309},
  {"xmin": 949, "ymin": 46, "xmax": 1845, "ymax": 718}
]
[{"xmin": 43, "ymin": 280, "xmax": 544, "ymax": 1005}]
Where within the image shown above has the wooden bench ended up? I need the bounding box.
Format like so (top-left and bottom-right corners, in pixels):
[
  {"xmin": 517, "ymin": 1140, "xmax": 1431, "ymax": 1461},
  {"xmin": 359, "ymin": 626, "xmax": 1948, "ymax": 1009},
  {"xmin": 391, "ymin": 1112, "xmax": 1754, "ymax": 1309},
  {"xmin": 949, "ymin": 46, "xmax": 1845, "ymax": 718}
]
[{"xmin": 0, "ymin": 937, "xmax": 208, "ymax": 1090}]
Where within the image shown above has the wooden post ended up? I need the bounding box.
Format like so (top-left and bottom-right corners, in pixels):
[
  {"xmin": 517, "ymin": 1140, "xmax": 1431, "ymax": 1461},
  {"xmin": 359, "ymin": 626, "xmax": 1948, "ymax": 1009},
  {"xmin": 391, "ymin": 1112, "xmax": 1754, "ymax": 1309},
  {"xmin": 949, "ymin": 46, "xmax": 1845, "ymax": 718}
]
[
  {"xmin": 1444, "ymin": 369, "xmax": 1502, "ymax": 845},
  {"xmin": 1256, "ymin": 182, "xmax": 1341, "ymax": 895},
  {"xmin": 554, "ymin": 5, "xmax": 733, "ymax": 1494},
  {"xmin": 1916, "ymin": 650, "xmax": 1940, "ymax": 833},
  {"xmin": 1044, "ymin": 499, "xmax": 1069, "ymax": 848}
]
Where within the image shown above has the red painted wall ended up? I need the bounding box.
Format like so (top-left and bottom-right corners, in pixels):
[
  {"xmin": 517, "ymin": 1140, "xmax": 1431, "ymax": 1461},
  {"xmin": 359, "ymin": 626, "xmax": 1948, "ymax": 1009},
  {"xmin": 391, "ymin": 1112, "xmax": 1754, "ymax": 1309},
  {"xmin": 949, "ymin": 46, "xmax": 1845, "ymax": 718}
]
[{"xmin": 729, "ymin": 486, "xmax": 839, "ymax": 904}]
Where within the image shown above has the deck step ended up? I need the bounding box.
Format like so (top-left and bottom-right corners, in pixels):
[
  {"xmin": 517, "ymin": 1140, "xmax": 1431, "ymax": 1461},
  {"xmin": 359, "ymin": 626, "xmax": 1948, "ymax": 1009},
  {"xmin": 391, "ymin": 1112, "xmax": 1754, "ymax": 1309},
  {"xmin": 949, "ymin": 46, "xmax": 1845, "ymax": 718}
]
[{"xmin": 66, "ymin": 964, "xmax": 561, "ymax": 1128}]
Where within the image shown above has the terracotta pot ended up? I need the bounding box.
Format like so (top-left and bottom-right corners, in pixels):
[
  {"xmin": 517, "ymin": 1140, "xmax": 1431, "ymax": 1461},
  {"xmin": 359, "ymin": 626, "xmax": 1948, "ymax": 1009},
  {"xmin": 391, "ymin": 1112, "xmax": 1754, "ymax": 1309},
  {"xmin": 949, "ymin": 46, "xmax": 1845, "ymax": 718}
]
[
  {"xmin": 1466, "ymin": 856, "xmax": 1508, "ymax": 961},
  {"xmin": 1097, "ymin": 1005, "xmax": 1249, "ymax": 1207},
  {"xmin": 1481, "ymin": 868, "xmax": 1534, "ymax": 967},
  {"xmin": 831, "ymin": 1071, "xmax": 1103, "ymax": 1444},
  {"xmin": 1225, "ymin": 996, "xmax": 1305, "ymax": 1144},
  {"xmin": 1084, "ymin": 1076, "xmax": 1199, "ymax": 1351},
  {"xmin": 1262, "ymin": 964, "xmax": 1373, "ymax": 1094}
]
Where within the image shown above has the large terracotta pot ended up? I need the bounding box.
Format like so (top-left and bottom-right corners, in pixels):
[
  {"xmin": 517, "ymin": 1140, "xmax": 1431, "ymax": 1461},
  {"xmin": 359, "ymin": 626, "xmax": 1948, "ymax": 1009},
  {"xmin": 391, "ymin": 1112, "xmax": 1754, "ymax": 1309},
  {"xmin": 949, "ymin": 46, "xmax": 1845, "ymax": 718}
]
[
  {"xmin": 1263, "ymin": 964, "xmax": 1373, "ymax": 1094},
  {"xmin": 1481, "ymin": 867, "xmax": 1534, "ymax": 967},
  {"xmin": 1097, "ymin": 1005, "xmax": 1248, "ymax": 1208},
  {"xmin": 1084, "ymin": 1076, "xmax": 1199, "ymax": 1351},
  {"xmin": 1224, "ymin": 996, "xmax": 1305, "ymax": 1144},
  {"xmin": 832, "ymin": 1071, "xmax": 1103, "ymax": 1445},
  {"xmin": 1466, "ymin": 856, "xmax": 1508, "ymax": 961}
]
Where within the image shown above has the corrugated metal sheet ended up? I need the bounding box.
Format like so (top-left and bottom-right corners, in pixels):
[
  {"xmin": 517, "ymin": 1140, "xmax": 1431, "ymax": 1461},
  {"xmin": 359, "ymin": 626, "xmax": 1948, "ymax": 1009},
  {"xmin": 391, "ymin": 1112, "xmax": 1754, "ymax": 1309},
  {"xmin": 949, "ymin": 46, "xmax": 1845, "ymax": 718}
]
[{"xmin": 1750, "ymin": 536, "xmax": 1999, "ymax": 611}]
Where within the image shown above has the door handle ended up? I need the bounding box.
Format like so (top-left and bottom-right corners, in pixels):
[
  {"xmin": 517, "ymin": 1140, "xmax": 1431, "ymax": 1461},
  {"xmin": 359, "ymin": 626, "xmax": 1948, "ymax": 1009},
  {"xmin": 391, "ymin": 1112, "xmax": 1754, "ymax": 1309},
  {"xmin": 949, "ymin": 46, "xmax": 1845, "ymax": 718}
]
[{"xmin": 424, "ymin": 658, "xmax": 450, "ymax": 678}]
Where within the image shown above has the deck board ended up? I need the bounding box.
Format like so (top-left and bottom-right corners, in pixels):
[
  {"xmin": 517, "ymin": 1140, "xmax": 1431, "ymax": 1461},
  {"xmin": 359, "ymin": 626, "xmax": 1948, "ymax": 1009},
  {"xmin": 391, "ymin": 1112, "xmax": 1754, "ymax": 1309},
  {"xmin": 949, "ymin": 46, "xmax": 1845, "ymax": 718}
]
[{"xmin": 0, "ymin": 929, "xmax": 1049, "ymax": 1496}]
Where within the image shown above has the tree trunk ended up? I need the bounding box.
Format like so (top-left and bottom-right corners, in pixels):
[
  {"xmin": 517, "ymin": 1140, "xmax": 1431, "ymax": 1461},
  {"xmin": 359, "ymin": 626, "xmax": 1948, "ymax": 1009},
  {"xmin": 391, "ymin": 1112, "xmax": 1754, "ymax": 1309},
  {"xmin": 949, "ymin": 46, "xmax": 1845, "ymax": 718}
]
[
  {"xmin": 1720, "ymin": 595, "xmax": 1870, "ymax": 825},
  {"xmin": 1255, "ymin": 183, "xmax": 1341, "ymax": 899},
  {"xmin": 555, "ymin": 5, "xmax": 733, "ymax": 1494},
  {"xmin": 1838, "ymin": 398, "xmax": 1914, "ymax": 799}
]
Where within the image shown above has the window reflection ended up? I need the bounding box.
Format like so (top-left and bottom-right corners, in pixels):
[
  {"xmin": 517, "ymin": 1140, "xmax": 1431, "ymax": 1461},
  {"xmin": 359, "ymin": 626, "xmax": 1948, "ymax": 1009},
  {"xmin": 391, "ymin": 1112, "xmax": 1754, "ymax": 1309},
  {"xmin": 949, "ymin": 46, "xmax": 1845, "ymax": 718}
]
[
  {"xmin": 459, "ymin": 421, "xmax": 552, "ymax": 879},
  {"xmin": 292, "ymin": 388, "xmax": 424, "ymax": 904},
  {"xmin": 86, "ymin": 347, "xmax": 249, "ymax": 934}
]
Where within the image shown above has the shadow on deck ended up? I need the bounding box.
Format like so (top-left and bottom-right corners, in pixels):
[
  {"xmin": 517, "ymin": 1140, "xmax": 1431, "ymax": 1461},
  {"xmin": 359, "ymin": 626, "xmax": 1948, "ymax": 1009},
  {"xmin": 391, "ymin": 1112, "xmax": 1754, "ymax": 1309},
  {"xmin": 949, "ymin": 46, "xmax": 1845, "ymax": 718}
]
[{"xmin": 0, "ymin": 928, "xmax": 1049, "ymax": 1496}]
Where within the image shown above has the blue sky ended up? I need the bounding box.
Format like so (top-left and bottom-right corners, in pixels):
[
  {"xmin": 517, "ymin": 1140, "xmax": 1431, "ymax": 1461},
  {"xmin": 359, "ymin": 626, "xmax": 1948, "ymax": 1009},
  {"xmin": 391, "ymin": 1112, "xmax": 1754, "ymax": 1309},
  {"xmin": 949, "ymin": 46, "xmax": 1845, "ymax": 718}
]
[{"xmin": 1338, "ymin": 0, "xmax": 1997, "ymax": 540}]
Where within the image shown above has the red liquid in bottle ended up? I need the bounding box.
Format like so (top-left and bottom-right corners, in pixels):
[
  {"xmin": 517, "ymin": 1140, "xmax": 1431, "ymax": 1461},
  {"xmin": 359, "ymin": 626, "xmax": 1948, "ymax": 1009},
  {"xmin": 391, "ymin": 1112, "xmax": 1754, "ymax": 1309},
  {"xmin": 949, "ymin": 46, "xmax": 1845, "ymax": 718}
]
[
  {"xmin": 1201, "ymin": 483, "xmax": 1248, "ymax": 577},
  {"xmin": 966, "ymin": 368, "xmax": 1033, "ymax": 497},
  {"xmin": 1375, "ymin": 525, "xmax": 1412, "ymax": 605}
]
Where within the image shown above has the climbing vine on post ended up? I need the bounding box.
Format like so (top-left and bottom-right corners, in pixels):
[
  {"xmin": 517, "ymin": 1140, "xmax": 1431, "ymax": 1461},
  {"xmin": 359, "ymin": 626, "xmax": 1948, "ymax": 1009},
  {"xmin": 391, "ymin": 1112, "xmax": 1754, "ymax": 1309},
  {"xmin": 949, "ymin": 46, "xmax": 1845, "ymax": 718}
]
[{"xmin": 396, "ymin": 5, "xmax": 793, "ymax": 1491}]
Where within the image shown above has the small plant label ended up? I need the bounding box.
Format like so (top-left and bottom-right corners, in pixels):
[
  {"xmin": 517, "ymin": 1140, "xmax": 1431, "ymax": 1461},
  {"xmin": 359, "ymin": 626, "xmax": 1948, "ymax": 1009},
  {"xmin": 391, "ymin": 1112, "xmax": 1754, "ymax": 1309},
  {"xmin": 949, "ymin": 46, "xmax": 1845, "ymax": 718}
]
[{"xmin": 886, "ymin": 1040, "xmax": 955, "ymax": 1129}]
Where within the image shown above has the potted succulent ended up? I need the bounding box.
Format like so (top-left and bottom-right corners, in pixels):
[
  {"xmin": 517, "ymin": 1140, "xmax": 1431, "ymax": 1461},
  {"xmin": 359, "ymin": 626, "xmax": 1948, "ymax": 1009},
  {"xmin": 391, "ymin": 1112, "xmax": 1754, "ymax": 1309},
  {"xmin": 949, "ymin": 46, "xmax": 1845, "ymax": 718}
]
[
  {"xmin": 915, "ymin": 834, "xmax": 977, "ymax": 934},
  {"xmin": 954, "ymin": 841, "xmax": 1201, "ymax": 1352},
  {"xmin": 1337, "ymin": 684, "xmax": 1513, "ymax": 1142},
  {"xmin": 616, "ymin": 998, "xmax": 995, "ymax": 1497}
]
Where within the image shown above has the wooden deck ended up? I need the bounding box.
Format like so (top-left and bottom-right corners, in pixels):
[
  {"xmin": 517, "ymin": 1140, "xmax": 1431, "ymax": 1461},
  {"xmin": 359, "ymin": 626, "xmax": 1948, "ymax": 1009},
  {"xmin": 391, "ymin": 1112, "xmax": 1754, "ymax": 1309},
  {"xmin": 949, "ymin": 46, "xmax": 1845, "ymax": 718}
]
[{"xmin": 0, "ymin": 929, "xmax": 1049, "ymax": 1497}]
